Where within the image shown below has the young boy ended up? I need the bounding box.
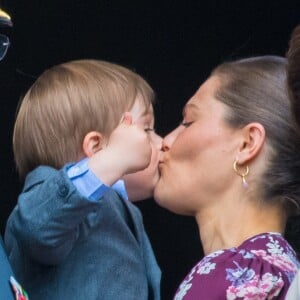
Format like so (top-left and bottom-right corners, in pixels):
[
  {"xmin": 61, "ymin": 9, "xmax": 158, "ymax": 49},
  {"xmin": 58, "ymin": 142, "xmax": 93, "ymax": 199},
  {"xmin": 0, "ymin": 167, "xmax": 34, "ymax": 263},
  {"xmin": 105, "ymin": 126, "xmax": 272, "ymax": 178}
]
[{"xmin": 5, "ymin": 60, "xmax": 162, "ymax": 299}]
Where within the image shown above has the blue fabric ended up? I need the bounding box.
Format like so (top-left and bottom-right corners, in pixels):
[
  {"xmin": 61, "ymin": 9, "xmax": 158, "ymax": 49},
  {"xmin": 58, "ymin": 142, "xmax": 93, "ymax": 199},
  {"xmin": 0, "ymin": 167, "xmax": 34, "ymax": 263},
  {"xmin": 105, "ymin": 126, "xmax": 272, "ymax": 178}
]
[
  {"xmin": 0, "ymin": 236, "xmax": 15, "ymax": 299},
  {"xmin": 67, "ymin": 159, "xmax": 110, "ymax": 201},
  {"xmin": 67, "ymin": 159, "xmax": 128, "ymax": 201},
  {"xmin": 5, "ymin": 166, "xmax": 161, "ymax": 300}
]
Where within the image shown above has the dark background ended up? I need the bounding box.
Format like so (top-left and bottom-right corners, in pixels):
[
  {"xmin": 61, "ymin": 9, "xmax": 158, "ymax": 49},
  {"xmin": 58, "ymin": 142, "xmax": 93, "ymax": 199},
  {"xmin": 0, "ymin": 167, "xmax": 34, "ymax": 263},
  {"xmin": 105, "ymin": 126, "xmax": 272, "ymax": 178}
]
[{"xmin": 0, "ymin": 1, "xmax": 300, "ymax": 298}]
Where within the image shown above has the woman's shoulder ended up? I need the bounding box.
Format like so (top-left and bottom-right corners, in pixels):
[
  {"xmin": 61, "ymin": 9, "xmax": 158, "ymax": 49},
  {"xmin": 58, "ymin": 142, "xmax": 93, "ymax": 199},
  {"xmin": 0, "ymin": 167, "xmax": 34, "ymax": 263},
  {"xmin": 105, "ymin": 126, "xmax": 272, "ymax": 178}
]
[
  {"xmin": 201, "ymin": 233, "xmax": 299, "ymax": 270},
  {"xmin": 174, "ymin": 233, "xmax": 300, "ymax": 299},
  {"xmin": 237, "ymin": 232, "xmax": 299, "ymax": 268}
]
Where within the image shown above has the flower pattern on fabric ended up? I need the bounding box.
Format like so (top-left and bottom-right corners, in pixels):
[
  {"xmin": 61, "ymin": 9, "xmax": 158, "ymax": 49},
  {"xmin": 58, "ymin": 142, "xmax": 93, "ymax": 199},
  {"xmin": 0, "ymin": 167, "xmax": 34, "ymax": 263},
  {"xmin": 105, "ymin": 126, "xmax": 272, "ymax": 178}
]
[
  {"xmin": 226, "ymin": 273, "xmax": 283, "ymax": 300},
  {"xmin": 174, "ymin": 233, "xmax": 300, "ymax": 300},
  {"xmin": 226, "ymin": 261, "xmax": 256, "ymax": 286}
]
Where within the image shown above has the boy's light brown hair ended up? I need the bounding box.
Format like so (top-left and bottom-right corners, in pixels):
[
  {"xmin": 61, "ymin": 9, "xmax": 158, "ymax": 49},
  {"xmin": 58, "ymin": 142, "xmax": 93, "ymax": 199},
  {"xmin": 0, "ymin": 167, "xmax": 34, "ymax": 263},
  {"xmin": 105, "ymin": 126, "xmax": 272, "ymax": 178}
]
[{"xmin": 13, "ymin": 59, "xmax": 155, "ymax": 179}]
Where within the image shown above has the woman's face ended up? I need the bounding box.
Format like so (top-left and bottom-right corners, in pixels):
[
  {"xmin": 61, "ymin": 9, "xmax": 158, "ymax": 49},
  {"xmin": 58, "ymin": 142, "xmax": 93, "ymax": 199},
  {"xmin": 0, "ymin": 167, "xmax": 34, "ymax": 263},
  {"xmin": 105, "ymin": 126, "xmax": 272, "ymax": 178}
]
[{"xmin": 154, "ymin": 76, "xmax": 240, "ymax": 215}]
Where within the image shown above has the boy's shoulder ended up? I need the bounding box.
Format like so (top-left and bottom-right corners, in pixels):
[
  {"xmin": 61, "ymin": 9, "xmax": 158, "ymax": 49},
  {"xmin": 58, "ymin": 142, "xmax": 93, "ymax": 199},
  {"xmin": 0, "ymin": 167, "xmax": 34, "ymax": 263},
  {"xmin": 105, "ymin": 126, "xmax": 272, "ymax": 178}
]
[{"xmin": 23, "ymin": 165, "xmax": 72, "ymax": 193}]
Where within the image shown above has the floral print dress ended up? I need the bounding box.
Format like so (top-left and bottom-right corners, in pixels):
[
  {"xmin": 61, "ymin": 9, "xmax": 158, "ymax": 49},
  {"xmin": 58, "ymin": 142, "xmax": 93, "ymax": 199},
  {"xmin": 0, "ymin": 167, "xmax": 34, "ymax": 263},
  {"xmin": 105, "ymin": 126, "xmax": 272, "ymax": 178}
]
[{"xmin": 174, "ymin": 233, "xmax": 300, "ymax": 300}]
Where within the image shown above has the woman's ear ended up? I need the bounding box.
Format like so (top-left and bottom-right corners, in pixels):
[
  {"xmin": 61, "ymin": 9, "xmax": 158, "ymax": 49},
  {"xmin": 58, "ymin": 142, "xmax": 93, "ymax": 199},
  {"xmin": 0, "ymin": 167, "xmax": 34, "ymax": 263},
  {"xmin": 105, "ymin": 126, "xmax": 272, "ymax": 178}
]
[
  {"xmin": 236, "ymin": 122, "xmax": 266, "ymax": 164},
  {"xmin": 82, "ymin": 131, "xmax": 106, "ymax": 158}
]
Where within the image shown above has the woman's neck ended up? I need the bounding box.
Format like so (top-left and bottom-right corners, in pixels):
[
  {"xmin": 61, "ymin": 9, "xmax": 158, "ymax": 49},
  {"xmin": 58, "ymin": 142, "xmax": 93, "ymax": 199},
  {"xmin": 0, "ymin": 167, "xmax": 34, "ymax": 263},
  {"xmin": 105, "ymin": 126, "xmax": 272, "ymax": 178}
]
[{"xmin": 195, "ymin": 195, "xmax": 286, "ymax": 256}]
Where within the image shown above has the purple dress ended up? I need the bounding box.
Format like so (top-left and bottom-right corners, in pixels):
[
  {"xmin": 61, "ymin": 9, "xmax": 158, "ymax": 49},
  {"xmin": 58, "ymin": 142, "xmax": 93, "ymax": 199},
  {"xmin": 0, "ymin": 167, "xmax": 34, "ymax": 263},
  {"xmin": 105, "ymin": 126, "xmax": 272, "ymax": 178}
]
[{"xmin": 174, "ymin": 233, "xmax": 300, "ymax": 300}]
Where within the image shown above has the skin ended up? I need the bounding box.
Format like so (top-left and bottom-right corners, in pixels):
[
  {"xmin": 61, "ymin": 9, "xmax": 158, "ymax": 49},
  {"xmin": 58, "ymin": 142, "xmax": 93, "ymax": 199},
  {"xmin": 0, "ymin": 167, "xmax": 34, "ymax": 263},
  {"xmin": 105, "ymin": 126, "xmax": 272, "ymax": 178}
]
[
  {"xmin": 123, "ymin": 101, "xmax": 162, "ymax": 201},
  {"xmin": 87, "ymin": 97, "xmax": 162, "ymax": 202},
  {"xmin": 154, "ymin": 76, "xmax": 286, "ymax": 255}
]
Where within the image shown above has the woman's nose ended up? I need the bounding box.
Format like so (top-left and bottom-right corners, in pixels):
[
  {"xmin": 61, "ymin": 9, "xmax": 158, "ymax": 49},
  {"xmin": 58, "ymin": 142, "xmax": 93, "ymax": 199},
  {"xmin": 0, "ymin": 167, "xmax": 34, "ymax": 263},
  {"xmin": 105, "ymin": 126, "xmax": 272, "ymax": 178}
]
[{"xmin": 162, "ymin": 127, "xmax": 180, "ymax": 151}]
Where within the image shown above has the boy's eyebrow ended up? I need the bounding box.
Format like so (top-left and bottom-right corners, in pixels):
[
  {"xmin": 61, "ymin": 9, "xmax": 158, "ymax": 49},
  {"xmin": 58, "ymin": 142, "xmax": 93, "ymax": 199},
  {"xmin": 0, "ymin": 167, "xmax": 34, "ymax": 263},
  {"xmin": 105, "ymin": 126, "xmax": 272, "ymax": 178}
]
[{"xmin": 143, "ymin": 113, "xmax": 154, "ymax": 122}]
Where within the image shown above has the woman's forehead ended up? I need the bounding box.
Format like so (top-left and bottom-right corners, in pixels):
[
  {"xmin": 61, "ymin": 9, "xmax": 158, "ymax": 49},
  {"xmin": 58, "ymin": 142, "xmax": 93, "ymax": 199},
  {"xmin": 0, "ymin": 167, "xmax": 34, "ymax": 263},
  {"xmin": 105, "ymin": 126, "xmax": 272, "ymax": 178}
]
[
  {"xmin": 184, "ymin": 80, "xmax": 216, "ymax": 111},
  {"xmin": 183, "ymin": 102, "xmax": 200, "ymax": 114}
]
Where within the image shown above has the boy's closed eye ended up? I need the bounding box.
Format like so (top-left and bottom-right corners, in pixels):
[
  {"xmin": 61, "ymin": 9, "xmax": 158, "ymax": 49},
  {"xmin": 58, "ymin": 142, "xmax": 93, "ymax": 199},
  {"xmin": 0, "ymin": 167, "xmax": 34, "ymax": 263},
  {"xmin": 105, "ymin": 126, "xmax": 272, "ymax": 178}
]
[{"xmin": 144, "ymin": 127, "xmax": 154, "ymax": 132}]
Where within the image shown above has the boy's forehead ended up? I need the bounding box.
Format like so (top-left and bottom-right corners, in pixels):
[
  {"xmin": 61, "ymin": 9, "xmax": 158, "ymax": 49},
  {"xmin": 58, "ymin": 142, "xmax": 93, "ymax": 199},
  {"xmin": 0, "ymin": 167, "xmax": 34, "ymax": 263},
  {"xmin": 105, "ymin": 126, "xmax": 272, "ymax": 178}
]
[
  {"xmin": 129, "ymin": 98, "xmax": 154, "ymax": 125},
  {"xmin": 132, "ymin": 95, "xmax": 153, "ymax": 113}
]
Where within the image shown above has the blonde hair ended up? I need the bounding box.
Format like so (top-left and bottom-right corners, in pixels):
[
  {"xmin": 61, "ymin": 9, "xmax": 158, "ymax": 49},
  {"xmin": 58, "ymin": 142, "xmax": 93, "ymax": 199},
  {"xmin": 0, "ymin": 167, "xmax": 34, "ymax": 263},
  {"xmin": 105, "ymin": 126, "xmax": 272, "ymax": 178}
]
[{"xmin": 13, "ymin": 59, "xmax": 155, "ymax": 178}]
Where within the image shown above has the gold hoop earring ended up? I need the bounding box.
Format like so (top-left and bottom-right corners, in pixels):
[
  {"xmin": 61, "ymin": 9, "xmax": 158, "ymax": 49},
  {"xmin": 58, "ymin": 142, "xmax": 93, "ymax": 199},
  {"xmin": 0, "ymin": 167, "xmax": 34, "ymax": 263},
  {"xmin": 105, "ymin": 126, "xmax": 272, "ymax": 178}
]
[{"xmin": 233, "ymin": 160, "xmax": 249, "ymax": 188}]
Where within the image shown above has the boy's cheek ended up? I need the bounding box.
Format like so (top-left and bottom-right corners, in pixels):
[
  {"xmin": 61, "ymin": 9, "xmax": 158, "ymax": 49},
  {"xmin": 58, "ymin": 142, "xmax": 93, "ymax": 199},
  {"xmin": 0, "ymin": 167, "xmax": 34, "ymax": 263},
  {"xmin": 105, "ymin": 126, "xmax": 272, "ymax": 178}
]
[
  {"xmin": 123, "ymin": 165, "xmax": 159, "ymax": 201},
  {"xmin": 123, "ymin": 144, "xmax": 161, "ymax": 201}
]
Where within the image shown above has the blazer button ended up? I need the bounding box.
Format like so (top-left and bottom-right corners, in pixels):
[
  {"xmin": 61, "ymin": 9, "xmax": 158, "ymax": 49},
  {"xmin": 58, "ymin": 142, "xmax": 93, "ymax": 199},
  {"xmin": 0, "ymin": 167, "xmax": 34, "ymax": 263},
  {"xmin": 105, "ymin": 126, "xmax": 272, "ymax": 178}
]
[{"xmin": 58, "ymin": 185, "xmax": 69, "ymax": 197}]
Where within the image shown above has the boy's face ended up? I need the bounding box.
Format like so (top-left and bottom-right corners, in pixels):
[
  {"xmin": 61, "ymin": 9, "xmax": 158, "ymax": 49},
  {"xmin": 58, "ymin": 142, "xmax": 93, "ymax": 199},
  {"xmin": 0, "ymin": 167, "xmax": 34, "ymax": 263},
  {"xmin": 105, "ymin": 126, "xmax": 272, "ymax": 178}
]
[{"xmin": 122, "ymin": 98, "xmax": 162, "ymax": 201}]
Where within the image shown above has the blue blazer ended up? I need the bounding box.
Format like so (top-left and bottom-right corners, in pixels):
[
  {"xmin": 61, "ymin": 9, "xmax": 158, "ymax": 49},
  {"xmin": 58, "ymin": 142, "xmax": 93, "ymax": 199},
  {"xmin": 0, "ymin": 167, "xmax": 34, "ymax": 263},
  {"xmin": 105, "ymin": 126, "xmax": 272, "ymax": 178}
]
[
  {"xmin": 5, "ymin": 166, "xmax": 161, "ymax": 300},
  {"xmin": 0, "ymin": 237, "xmax": 15, "ymax": 299}
]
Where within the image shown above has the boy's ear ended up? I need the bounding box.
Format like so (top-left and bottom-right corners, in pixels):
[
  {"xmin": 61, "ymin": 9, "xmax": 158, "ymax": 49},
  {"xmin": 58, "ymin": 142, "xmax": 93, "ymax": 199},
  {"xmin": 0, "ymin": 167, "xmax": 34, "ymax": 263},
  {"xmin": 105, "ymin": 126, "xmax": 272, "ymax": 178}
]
[
  {"xmin": 236, "ymin": 122, "xmax": 266, "ymax": 164},
  {"xmin": 82, "ymin": 131, "xmax": 106, "ymax": 158}
]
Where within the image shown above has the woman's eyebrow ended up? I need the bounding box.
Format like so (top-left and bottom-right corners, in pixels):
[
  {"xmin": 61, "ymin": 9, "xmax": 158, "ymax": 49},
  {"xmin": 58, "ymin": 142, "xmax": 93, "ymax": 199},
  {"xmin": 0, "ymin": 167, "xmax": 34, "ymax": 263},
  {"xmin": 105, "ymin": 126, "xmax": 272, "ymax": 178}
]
[{"xmin": 183, "ymin": 103, "xmax": 200, "ymax": 115}]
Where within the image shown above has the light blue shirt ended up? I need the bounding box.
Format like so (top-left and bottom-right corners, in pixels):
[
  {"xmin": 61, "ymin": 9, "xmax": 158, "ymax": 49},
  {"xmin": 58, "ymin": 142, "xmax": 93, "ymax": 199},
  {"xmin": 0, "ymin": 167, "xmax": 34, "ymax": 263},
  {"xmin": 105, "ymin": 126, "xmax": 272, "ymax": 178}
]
[{"xmin": 67, "ymin": 158, "xmax": 128, "ymax": 201}]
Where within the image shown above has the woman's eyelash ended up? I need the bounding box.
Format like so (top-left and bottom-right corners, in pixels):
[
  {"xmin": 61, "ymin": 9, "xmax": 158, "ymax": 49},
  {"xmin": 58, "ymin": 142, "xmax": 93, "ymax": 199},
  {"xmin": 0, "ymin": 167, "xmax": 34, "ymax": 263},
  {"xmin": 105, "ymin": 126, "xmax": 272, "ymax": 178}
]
[{"xmin": 181, "ymin": 121, "xmax": 193, "ymax": 127}]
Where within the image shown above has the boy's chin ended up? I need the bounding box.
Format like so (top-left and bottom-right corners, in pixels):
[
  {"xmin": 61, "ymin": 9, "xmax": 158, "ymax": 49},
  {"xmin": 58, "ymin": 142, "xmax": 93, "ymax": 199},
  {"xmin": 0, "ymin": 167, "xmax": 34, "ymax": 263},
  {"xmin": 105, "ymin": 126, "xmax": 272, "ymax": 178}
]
[
  {"xmin": 126, "ymin": 186, "xmax": 154, "ymax": 202},
  {"xmin": 123, "ymin": 169, "xmax": 159, "ymax": 202}
]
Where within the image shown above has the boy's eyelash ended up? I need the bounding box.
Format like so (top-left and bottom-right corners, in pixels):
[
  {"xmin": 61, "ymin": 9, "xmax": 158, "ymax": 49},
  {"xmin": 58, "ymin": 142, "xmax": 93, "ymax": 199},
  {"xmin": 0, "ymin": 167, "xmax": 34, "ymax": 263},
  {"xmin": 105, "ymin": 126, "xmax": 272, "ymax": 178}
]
[
  {"xmin": 181, "ymin": 121, "xmax": 193, "ymax": 127},
  {"xmin": 144, "ymin": 127, "xmax": 155, "ymax": 132}
]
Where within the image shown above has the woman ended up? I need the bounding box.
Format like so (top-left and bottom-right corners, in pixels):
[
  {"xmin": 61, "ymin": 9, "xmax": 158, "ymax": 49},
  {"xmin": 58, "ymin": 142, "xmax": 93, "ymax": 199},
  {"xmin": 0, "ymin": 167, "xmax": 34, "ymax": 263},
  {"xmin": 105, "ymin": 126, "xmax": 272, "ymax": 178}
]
[{"xmin": 154, "ymin": 55, "xmax": 300, "ymax": 299}]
